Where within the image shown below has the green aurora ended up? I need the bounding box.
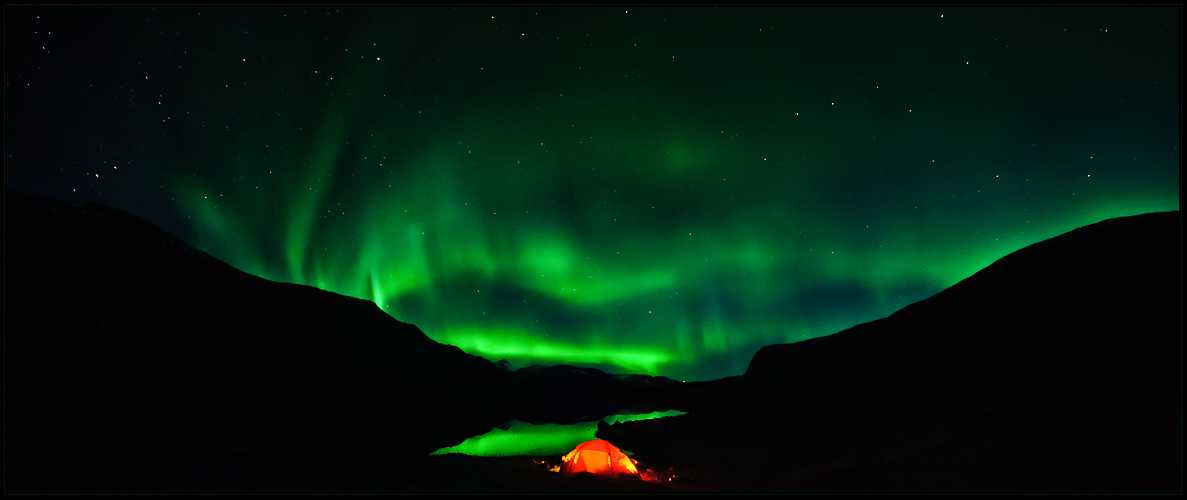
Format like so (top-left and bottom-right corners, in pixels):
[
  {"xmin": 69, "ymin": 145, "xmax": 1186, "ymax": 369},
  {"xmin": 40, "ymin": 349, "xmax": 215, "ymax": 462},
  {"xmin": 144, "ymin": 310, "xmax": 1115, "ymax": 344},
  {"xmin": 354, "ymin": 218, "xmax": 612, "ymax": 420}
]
[{"xmin": 8, "ymin": 7, "xmax": 1179, "ymax": 381}]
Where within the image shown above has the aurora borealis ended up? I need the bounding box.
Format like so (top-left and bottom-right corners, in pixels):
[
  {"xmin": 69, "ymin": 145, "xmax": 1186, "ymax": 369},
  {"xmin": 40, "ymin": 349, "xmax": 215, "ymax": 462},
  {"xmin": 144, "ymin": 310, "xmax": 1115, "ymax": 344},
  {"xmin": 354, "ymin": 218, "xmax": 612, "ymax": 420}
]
[{"xmin": 7, "ymin": 7, "xmax": 1179, "ymax": 381}]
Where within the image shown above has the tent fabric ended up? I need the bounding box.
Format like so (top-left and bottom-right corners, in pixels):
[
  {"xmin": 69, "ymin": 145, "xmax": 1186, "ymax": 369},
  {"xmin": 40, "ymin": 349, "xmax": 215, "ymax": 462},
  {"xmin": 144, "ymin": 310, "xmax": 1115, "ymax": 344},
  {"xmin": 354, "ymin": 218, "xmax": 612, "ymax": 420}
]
[{"xmin": 560, "ymin": 439, "xmax": 639, "ymax": 478}]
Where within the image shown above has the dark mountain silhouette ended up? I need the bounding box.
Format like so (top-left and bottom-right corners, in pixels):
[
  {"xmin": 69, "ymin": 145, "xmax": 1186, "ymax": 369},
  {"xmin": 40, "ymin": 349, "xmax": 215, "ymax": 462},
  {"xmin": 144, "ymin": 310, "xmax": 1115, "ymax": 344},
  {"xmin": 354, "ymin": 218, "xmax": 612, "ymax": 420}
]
[
  {"xmin": 6, "ymin": 190, "xmax": 1178, "ymax": 492},
  {"xmin": 4, "ymin": 191, "xmax": 667, "ymax": 492},
  {"xmin": 508, "ymin": 365, "xmax": 678, "ymax": 425},
  {"xmin": 600, "ymin": 210, "xmax": 1181, "ymax": 492}
]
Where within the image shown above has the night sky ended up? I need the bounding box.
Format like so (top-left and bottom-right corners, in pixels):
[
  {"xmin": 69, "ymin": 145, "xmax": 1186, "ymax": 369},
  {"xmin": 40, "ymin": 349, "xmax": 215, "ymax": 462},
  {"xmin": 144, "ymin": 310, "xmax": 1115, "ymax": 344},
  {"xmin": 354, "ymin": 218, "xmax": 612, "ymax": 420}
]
[{"xmin": 7, "ymin": 7, "xmax": 1179, "ymax": 381}]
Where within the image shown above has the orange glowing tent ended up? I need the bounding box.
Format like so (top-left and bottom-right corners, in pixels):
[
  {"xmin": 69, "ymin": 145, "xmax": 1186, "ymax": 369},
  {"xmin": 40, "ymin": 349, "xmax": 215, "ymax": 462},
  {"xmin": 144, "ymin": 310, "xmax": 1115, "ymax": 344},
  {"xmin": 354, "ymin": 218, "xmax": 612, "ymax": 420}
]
[{"xmin": 560, "ymin": 439, "xmax": 639, "ymax": 478}]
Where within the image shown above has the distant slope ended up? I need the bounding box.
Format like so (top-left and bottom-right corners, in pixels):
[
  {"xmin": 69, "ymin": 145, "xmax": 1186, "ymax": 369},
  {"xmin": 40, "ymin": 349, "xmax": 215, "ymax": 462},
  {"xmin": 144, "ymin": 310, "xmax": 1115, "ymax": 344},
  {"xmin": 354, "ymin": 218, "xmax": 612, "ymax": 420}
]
[{"xmin": 603, "ymin": 211, "xmax": 1181, "ymax": 492}]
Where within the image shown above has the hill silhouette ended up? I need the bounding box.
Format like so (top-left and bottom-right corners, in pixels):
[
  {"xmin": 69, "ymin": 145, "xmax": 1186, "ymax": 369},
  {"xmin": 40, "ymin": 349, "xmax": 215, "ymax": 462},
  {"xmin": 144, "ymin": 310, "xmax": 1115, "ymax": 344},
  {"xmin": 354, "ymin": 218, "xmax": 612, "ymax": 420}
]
[
  {"xmin": 4, "ymin": 190, "xmax": 668, "ymax": 492},
  {"xmin": 599, "ymin": 210, "xmax": 1181, "ymax": 492},
  {"xmin": 6, "ymin": 190, "xmax": 1179, "ymax": 492}
]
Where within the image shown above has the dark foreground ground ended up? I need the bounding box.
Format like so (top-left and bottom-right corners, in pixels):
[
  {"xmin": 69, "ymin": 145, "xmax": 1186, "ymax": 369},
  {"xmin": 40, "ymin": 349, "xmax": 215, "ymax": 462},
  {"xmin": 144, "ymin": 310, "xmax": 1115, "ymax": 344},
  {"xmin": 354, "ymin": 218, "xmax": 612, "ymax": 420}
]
[
  {"xmin": 418, "ymin": 454, "xmax": 681, "ymax": 493},
  {"xmin": 10, "ymin": 418, "xmax": 688, "ymax": 493}
]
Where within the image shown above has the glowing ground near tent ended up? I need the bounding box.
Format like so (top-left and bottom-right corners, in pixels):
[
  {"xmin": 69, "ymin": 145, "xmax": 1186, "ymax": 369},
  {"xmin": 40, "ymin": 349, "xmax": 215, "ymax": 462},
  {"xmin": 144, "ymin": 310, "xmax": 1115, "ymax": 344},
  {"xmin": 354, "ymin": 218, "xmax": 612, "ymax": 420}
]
[{"xmin": 430, "ymin": 410, "xmax": 687, "ymax": 457}]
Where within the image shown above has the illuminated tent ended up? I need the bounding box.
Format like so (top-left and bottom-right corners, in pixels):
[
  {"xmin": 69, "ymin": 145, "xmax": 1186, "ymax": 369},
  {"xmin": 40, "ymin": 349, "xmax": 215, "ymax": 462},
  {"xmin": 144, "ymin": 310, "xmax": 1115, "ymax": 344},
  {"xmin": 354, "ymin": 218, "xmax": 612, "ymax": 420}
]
[{"xmin": 560, "ymin": 439, "xmax": 639, "ymax": 478}]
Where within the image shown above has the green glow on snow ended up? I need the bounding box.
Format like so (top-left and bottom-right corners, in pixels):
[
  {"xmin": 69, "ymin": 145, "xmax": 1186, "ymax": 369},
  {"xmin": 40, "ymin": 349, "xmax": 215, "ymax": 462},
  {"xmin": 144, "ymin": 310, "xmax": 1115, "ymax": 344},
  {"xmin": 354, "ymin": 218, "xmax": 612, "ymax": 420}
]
[{"xmin": 432, "ymin": 410, "xmax": 687, "ymax": 457}]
